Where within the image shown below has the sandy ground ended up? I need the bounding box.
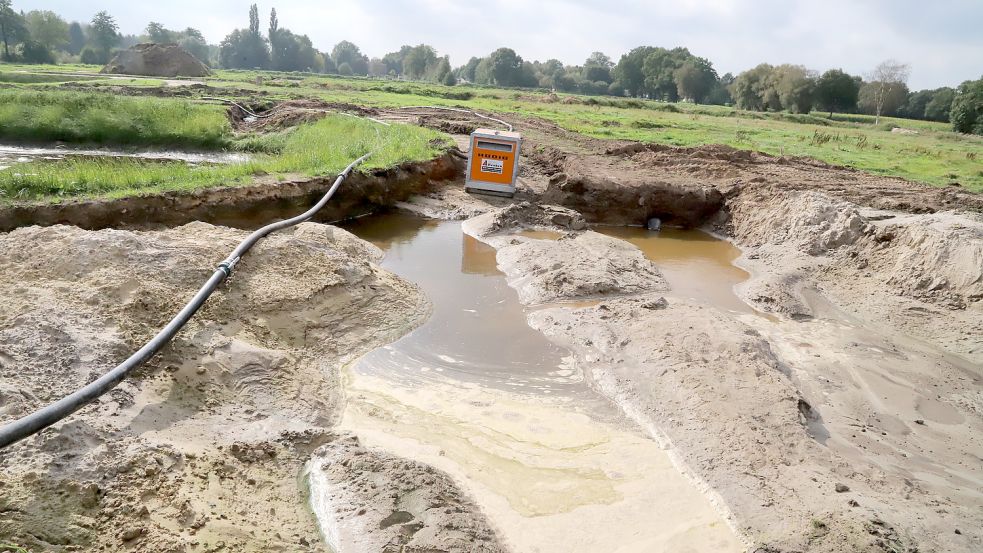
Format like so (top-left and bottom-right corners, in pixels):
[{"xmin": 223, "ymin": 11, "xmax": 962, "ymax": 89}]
[
  {"xmin": 1, "ymin": 104, "xmax": 981, "ymax": 553},
  {"xmin": 0, "ymin": 222, "xmax": 504, "ymax": 552},
  {"xmin": 463, "ymin": 197, "xmax": 983, "ymax": 553}
]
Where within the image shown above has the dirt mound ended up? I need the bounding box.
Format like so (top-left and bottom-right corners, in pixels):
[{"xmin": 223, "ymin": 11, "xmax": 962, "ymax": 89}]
[
  {"xmin": 873, "ymin": 211, "xmax": 983, "ymax": 307},
  {"xmin": 730, "ymin": 191, "xmax": 873, "ymax": 255},
  {"xmin": 415, "ymin": 114, "xmax": 477, "ymax": 135},
  {"xmin": 607, "ymin": 142, "xmax": 758, "ymax": 164},
  {"xmin": 463, "ymin": 201, "xmax": 587, "ymax": 235},
  {"xmin": 730, "ymin": 189, "xmax": 983, "ymax": 311},
  {"xmin": 229, "ymin": 99, "xmax": 380, "ymax": 132},
  {"xmin": 101, "ymin": 42, "xmax": 211, "ymax": 78}
]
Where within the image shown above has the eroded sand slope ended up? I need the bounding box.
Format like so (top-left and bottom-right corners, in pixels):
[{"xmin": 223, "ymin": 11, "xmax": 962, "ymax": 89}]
[
  {"xmin": 0, "ymin": 222, "xmax": 503, "ymax": 552},
  {"xmin": 465, "ymin": 198, "xmax": 983, "ymax": 553}
]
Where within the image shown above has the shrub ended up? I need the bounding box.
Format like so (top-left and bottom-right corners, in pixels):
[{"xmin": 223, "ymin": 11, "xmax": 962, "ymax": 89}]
[
  {"xmin": 79, "ymin": 47, "xmax": 104, "ymax": 65},
  {"xmin": 20, "ymin": 40, "xmax": 55, "ymax": 64},
  {"xmin": 951, "ymin": 77, "xmax": 983, "ymax": 135}
]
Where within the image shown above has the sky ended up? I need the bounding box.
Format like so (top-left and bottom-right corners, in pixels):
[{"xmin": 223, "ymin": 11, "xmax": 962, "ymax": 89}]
[{"xmin": 18, "ymin": 0, "xmax": 983, "ymax": 90}]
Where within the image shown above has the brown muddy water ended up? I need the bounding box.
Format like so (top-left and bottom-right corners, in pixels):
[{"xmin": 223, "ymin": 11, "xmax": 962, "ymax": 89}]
[
  {"xmin": 597, "ymin": 226, "xmax": 753, "ymax": 314},
  {"xmin": 0, "ymin": 144, "xmax": 249, "ymax": 170},
  {"xmin": 312, "ymin": 213, "xmax": 745, "ymax": 553}
]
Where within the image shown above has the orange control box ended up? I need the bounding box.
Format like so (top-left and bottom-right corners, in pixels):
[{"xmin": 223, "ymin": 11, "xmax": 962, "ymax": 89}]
[{"xmin": 465, "ymin": 128, "xmax": 521, "ymax": 196}]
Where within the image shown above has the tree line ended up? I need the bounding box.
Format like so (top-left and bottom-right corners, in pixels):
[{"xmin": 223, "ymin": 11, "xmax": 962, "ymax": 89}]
[
  {"xmin": 0, "ymin": 1, "xmax": 208, "ymax": 66},
  {"xmin": 0, "ymin": 1, "xmax": 980, "ymax": 134}
]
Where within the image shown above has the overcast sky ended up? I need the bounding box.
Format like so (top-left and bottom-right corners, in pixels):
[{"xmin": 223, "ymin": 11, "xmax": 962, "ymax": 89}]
[{"xmin": 17, "ymin": 0, "xmax": 983, "ymax": 90}]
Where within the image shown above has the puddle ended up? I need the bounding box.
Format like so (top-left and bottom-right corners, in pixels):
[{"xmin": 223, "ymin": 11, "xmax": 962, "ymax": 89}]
[
  {"xmin": 0, "ymin": 144, "xmax": 249, "ymax": 170},
  {"xmin": 342, "ymin": 214, "xmax": 579, "ymax": 394},
  {"xmin": 322, "ymin": 213, "xmax": 743, "ymax": 553},
  {"xmin": 595, "ymin": 226, "xmax": 754, "ymax": 314}
]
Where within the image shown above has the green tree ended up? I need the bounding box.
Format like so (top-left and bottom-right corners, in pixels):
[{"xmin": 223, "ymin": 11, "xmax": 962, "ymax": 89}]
[
  {"xmin": 859, "ymin": 80, "xmax": 909, "ymax": 118},
  {"xmin": 612, "ymin": 46, "xmax": 656, "ymax": 97},
  {"xmin": 814, "ymin": 69, "xmax": 860, "ymax": 116},
  {"xmin": 331, "ymin": 40, "xmax": 368, "ymax": 75},
  {"xmin": 403, "ymin": 44, "xmax": 437, "ymax": 79},
  {"xmin": 537, "ymin": 59, "xmax": 566, "ymax": 89},
  {"xmin": 731, "ymin": 64, "xmax": 774, "ymax": 111},
  {"xmin": 67, "ymin": 21, "xmax": 85, "ymax": 54},
  {"xmin": 924, "ymin": 88, "xmax": 955, "ymax": 122},
  {"xmin": 900, "ymin": 89, "xmax": 934, "ymax": 119},
  {"xmin": 89, "ymin": 11, "xmax": 119, "ymax": 59},
  {"xmin": 431, "ymin": 56, "xmax": 452, "ymax": 83},
  {"xmin": 583, "ymin": 51, "xmax": 613, "ymax": 83},
  {"xmin": 270, "ymin": 29, "xmax": 316, "ymax": 71},
  {"xmin": 457, "ymin": 56, "xmax": 481, "ymax": 83},
  {"xmin": 268, "ymin": 7, "xmax": 278, "ymax": 39},
  {"xmin": 518, "ymin": 60, "xmax": 539, "ymax": 87},
  {"xmin": 21, "ymin": 39, "xmax": 53, "ymax": 63},
  {"xmin": 441, "ymin": 68, "xmax": 457, "ymax": 86},
  {"xmin": 381, "ymin": 45, "xmax": 411, "ymax": 75},
  {"xmin": 146, "ymin": 21, "xmax": 173, "ymax": 43},
  {"xmin": 267, "ymin": 7, "xmax": 282, "ymax": 68},
  {"xmin": 0, "ymin": 0, "xmax": 28, "ymax": 60},
  {"xmin": 482, "ymin": 47, "xmax": 524, "ymax": 86},
  {"xmin": 80, "ymin": 46, "xmax": 100, "ymax": 64},
  {"xmin": 338, "ymin": 61, "xmax": 353, "ymax": 76},
  {"xmin": 218, "ymin": 4, "xmax": 269, "ymax": 69},
  {"xmin": 864, "ymin": 60, "xmax": 910, "ymax": 124},
  {"xmin": 249, "ymin": 3, "xmax": 260, "ymax": 34},
  {"xmin": 25, "ymin": 10, "xmax": 69, "ymax": 51},
  {"xmin": 673, "ymin": 58, "xmax": 717, "ymax": 104},
  {"xmin": 772, "ymin": 64, "xmax": 816, "ymax": 113},
  {"xmin": 219, "ymin": 28, "xmax": 268, "ymax": 68},
  {"xmin": 585, "ymin": 51, "xmax": 613, "ymax": 69},
  {"xmin": 178, "ymin": 28, "xmax": 209, "ymax": 65},
  {"xmin": 705, "ymin": 72, "xmax": 734, "ymax": 105},
  {"xmin": 320, "ymin": 53, "xmax": 336, "ymax": 74},
  {"xmin": 950, "ymin": 76, "xmax": 983, "ymax": 134},
  {"xmin": 367, "ymin": 58, "xmax": 387, "ymax": 76},
  {"xmin": 641, "ymin": 47, "xmax": 696, "ymax": 101}
]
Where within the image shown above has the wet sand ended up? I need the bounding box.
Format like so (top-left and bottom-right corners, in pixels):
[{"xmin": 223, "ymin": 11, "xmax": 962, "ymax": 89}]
[{"xmin": 316, "ymin": 213, "xmax": 744, "ymax": 552}]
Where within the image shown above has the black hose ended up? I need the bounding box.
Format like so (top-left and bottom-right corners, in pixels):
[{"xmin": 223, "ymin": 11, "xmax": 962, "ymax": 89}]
[{"xmin": 0, "ymin": 152, "xmax": 372, "ymax": 450}]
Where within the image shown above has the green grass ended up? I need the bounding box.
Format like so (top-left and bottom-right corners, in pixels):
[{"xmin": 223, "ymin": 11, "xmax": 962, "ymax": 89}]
[
  {"xmin": 0, "ymin": 115, "xmax": 450, "ymax": 202},
  {"xmin": 0, "ymin": 71, "xmax": 101, "ymax": 84},
  {"xmin": 205, "ymin": 71, "xmax": 979, "ymax": 190},
  {"xmin": 0, "ymin": 89, "xmax": 232, "ymax": 149},
  {"xmin": 1, "ymin": 62, "xmax": 980, "ymax": 193}
]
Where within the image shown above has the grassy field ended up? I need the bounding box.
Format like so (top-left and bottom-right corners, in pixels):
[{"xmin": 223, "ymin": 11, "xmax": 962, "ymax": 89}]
[
  {"xmin": 0, "ymin": 115, "xmax": 449, "ymax": 201},
  {"xmin": 1, "ymin": 63, "xmax": 981, "ymax": 195},
  {"xmin": 0, "ymin": 89, "xmax": 233, "ymax": 149}
]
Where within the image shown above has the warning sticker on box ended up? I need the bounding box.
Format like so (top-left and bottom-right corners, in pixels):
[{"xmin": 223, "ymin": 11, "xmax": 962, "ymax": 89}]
[{"xmin": 480, "ymin": 158, "xmax": 504, "ymax": 174}]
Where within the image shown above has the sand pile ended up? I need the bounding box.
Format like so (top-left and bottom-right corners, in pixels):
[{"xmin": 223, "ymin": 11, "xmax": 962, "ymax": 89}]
[
  {"xmin": 102, "ymin": 43, "xmax": 211, "ymax": 78},
  {"xmin": 0, "ymin": 222, "xmax": 502, "ymax": 552}
]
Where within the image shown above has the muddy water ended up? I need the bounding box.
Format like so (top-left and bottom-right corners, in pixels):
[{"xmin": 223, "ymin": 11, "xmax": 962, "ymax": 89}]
[
  {"xmin": 596, "ymin": 226, "xmax": 754, "ymax": 314},
  {"xmin": 0, "ymin": 144, "xmax": 249, "ymax": 170},
  {"xmin": 341, "ymin": 215, "xmax": 580, "ymax": 394},
  {"xmin": 325, "ymin": 214, "xmax": 743, "ymax": 553}
]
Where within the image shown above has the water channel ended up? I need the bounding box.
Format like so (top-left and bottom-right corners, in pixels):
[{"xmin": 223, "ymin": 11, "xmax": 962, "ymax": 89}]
[{"xmin": 317, "ymin": 213, "xmax": 750, "ymax": 552}]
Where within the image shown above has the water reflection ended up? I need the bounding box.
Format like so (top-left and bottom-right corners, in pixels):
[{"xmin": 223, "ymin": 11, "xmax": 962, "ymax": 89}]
[{"xmin": 342, "ymin": 213, "xmax": 580, "ymax": 394}]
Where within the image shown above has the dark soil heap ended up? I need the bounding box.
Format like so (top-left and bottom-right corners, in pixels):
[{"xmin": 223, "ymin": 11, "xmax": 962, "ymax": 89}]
[{"xmin": 101, "ymin": 43, "xmax": 211, "ymax": 78}]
